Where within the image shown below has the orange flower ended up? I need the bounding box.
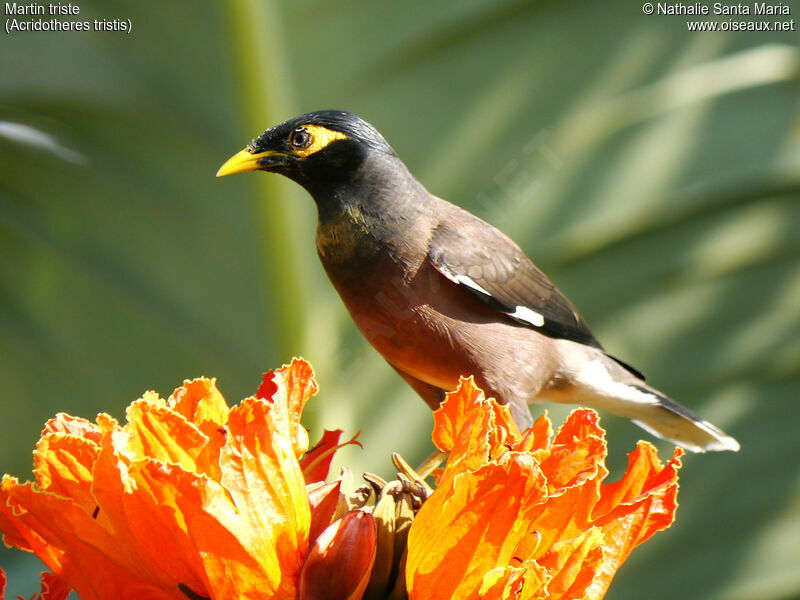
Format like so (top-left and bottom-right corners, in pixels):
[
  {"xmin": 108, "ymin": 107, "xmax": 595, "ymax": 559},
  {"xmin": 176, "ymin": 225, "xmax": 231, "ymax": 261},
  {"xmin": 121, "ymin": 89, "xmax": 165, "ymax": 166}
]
[
  {"xmin": 405, "ymin": 378, "xmax": 683, "ymax": 600},
  {"xmin": 1, "ymin": 362, "xmax": 681, "ymax": 600},
  {"xmin": 0, "ymin": 359, "xmax": 372, "ymax": 600}
]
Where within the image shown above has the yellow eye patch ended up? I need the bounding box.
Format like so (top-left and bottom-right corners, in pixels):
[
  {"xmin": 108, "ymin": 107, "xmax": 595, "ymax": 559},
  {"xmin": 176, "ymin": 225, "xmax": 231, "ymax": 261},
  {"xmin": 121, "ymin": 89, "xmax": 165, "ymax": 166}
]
[{"xmin": 292, "ymin": 125, "xmax": 348, "ymax": 157}]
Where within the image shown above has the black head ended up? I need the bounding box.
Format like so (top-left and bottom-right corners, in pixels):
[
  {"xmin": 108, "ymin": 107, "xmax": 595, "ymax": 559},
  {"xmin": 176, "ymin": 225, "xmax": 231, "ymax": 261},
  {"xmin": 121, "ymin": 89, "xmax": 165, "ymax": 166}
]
[{"xmin": 217, "ymin": 110, "xmax": 396, "ymax": 193}]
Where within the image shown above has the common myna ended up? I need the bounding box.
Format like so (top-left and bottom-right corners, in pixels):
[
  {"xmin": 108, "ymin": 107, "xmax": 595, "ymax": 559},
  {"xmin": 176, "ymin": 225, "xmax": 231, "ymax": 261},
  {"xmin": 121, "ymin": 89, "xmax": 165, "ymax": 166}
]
[{"xmin": 217, "ymin": 110, "xmax": 739, "ymax": 452}]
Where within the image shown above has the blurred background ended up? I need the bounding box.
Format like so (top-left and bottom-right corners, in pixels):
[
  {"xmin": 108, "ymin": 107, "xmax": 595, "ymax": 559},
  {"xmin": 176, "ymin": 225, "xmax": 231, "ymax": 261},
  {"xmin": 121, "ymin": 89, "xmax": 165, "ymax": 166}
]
[{"xmin": 1, "ymin": 0, "xmax": 799, "ymax": 598}]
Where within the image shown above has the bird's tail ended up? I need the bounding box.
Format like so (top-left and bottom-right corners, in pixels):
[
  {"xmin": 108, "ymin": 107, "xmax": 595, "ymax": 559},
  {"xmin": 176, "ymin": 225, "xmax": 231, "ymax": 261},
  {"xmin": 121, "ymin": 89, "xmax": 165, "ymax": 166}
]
[
  {"xmin": 625, "ymin": 384, "xmax": 740, "ymax": 452},
  {"xmin": 542, "ymin": 359, "xmax": 740, "ymax": 452}
]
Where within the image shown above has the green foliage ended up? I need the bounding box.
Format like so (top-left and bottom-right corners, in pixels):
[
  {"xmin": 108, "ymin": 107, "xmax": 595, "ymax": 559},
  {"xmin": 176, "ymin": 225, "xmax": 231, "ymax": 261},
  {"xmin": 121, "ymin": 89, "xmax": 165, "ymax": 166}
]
[{"xmin": 1, "ymin": 1, "xmax": 798, "ymax": 598}]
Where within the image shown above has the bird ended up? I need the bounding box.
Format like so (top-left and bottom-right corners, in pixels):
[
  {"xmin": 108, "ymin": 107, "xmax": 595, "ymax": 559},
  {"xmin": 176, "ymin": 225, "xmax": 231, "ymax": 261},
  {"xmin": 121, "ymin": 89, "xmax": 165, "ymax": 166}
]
[{"xmin": 217, "ymin": 110, "xmax": 739, "ymax": 453}]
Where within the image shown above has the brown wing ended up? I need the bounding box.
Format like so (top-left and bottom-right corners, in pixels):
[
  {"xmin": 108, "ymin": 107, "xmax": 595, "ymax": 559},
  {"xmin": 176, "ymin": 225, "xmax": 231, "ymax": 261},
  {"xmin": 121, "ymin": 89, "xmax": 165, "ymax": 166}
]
[
  {"xmin": 427, "ymin": 208, "xmax": 601, "ymax": 348},
  {"xmin": 427, "ymin": 206, "xmax": 646, "ymax": 379}
]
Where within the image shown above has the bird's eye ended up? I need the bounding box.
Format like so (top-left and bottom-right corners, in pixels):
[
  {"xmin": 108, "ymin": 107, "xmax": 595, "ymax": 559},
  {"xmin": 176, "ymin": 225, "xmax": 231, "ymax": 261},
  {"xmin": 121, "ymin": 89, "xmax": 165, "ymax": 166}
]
[{"xmin": 290, "ymin": 128, "xmax": 312, "ymax": 149}]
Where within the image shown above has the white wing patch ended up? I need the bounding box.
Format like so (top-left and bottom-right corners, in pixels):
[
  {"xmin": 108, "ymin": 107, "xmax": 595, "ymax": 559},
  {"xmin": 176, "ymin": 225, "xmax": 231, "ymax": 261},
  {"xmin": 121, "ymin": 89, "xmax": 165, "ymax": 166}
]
[
  {"xmin": 434, "ymin": 262, "xmax": 492, "ymax": 295},
  {"xmin": 508, "ymin": 305, "xmax": 545, "ymax": 327},
  {"xmin": 433, "ymin": 259, "xmax": 546, "ymax": 328},
  {"xmin": 456, "ymin": 274, "xmax": 491, "ymax": 296}
]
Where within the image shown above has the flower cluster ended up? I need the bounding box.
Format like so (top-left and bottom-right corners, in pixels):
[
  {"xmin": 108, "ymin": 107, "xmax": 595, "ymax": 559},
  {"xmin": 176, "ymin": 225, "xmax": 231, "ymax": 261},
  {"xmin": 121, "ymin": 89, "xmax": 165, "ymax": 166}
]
[
  {"xmin": 0, "ymin": 359, "xmax": 681, "ymax": 600},
  {"xmin": 407, "ymin": 378, "xmax": 682, "ymax": 600}
]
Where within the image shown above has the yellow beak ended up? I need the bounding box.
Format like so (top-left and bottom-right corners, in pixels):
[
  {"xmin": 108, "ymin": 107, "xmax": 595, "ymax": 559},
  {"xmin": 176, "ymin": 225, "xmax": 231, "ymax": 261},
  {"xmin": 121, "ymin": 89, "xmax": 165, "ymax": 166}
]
[{"xmin": 216, "ymin": 148, "xmax": 281, "ymax": 177}]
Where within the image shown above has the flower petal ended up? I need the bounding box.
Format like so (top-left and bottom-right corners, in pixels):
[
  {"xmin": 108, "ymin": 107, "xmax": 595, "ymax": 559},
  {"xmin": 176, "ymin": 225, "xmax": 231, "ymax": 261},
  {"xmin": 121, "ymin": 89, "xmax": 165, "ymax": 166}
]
[
  {"xmin": 38, "ymin": 571, "xmax": 71, "ymax": 600},
  {"xmin": 133, "ymin": 459, "xmax": 277, "ymax": 599},
  {"xmin": 407, "ymin": 454, "xmax": 547, "ymax": 600},
  {"xmin": 431, "ymin": 377, "xmax": 485, "ymax": 454},
  {"xmin": 516, "ymin": 411, "xmax": 609, "ymax": 560},
  {"xmin": 479, "ymin": 562, "xmax": 548, "ymax": 600},
  {"xmin": 257, "ymin": 359, "xmax": 317, "ymax": 426},
  {"xmin": 308, "ymin": 480, "xmax": 344, "ymax": 544},
  {"xmin": 595, "ymin": 442, "xmax": 681, "ymax": 517},
  {"xmin": 540, "ymin": 410, "xmax": 607, "ymax": 492},
  {"xmin": 583, "ymin": 445, "xmax": 683, "ymax": 600},
  {"xmin": 218, "ymin": 396, "xmax": 311, "ymax": 597},
  {"xmin": 33, "ymin": 433, "xmax": 98, "ymax": 513},
  {"xmin": 168, "ymin": 378, "xmax": 230, "ymax": 480},
  {"xmin": 120, "ymin": 397, "xmax": 209, "ymax": 471},
  {"xmin": 42, "ymin": 414, "xmax": 101, "ymax": 444},
  {"xmin": 90, "ymin": 449, "xmax": 212, "ymax": 594},
  {"xmin": 536, "ymin": 528, "xmax": 604, "ymax": 599},
  {"xmin": 257, "ymin": 359, "xmax": 318, "ymax": 458},
  {"xmin": 300, "ymin": 429, "xmax": 362, "ymax": 484},
  {"xmin": 514, "ymin": 412, "xmax": 553, "ymax": 454},
  {"xmin": 431, "ymin": 378, "xmax": 497, "ymax": 484},
  {"xmin": 1, "ymin": 477, "xmax": 182, "ymax": 600},
  {"xmin": 169, "ymin": 377, "xmax": 229, "ymax": 432},
  {"xmin": 0, "ymin": 478, "xmax": 66, "ymax": 569}
]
